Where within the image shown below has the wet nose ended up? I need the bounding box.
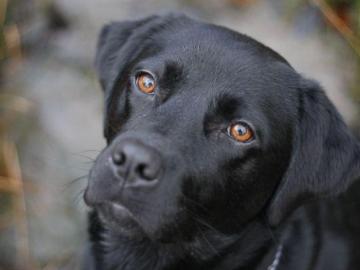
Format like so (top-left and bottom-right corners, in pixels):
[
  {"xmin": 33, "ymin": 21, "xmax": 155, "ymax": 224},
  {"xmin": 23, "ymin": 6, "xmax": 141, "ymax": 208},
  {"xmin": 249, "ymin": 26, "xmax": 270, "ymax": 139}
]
[{"xmin": 111, "ymin": 139, "xmax": 162, "ymax": 187}]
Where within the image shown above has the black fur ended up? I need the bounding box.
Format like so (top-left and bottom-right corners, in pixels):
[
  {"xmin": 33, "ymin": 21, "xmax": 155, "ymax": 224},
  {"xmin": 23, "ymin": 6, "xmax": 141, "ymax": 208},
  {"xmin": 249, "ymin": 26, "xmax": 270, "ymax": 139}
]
[{"xmin": 84, "ymin": 14, "xmax": 360, "ymax": 270}]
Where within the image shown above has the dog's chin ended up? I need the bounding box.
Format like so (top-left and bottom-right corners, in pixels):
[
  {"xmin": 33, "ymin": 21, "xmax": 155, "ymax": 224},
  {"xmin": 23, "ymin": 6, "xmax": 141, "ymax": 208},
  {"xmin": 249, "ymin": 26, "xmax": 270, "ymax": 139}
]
[{"xmin": 96, "ymin": 202, "xmax": 145, "ymax": 238}]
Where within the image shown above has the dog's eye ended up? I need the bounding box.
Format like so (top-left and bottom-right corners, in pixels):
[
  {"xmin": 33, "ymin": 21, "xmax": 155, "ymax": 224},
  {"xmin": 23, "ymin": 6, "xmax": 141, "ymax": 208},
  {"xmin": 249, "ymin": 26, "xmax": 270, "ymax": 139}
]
[
  {"xmin": 228, "ymin": 122, "xmax": 254, "ymax": 143},
  {"xmin": 136, "ymin": 72, "xmax": 156, "ymax": 94}
]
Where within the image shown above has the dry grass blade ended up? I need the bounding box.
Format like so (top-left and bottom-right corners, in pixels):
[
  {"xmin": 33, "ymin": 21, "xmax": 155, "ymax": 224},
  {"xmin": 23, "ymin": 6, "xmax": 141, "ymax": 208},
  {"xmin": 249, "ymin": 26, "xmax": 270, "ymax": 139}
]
[
  {"xmin": 0, "ymin": 139, "xmax": 34, "ymax": 269},
  {"xmin": 0, "ymin": 94, "xmax": 36, "ymax": 269},
  {"xmin": 311, "ymin": 0, "xmax": 360, "ymax": 57},
  {"xmin": 0, "ymin": 175, "xmax": 21, "ymax": 192},
  {"xmin": 2, "ymin": 23, "xmax": 22, "ymax": 70},
  {"xmin": 0, "ymin": 0, "xmax": 7, "ymax": 26}
]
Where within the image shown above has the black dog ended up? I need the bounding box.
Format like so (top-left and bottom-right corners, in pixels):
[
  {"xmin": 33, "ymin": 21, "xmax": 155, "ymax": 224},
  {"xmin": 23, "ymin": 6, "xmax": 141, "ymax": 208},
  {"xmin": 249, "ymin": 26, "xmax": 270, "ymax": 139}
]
[{"xmin": 84, "ymin": 14, "xmax": 360, "ymax": 270}]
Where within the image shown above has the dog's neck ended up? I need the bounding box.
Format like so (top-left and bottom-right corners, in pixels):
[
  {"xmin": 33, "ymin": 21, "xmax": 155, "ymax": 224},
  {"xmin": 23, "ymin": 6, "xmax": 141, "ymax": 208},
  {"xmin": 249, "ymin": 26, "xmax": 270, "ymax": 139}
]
[{"xmin": 90, "ymin": 213, "xmax": 289, "ymax": 270}]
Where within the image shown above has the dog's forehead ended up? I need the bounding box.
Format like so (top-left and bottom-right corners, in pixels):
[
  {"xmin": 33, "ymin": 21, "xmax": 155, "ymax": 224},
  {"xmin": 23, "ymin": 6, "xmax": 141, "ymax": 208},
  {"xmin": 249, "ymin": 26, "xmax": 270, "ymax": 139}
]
[
  {"xmin": 148, "ymin": 43, "xmax": 294, "ymax": 106},
  {"xmin": 154, "ymin": 20, "xmax": 290, "ymax": 69},
  {"xmin": 119, "ymin": 22, "xmax": 301, "ymax": 129},
  {"xmin": 143, "ymin": 26, "xmax": 300, "ymax": 129},
  {"xmin": 146, "ymin": 23, "xmax": 294, "ymax": 92},
  {"xmin": 107, "ymin": 17, "xmax": 299, "ymax": 127}
]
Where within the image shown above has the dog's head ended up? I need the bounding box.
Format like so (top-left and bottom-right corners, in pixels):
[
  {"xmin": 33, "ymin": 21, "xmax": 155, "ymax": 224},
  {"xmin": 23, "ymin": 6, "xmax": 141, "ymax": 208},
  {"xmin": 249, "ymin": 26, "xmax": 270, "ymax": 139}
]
[{"xmin": 85, "ymin": 14, "xmax": 360, "ymax": 243}]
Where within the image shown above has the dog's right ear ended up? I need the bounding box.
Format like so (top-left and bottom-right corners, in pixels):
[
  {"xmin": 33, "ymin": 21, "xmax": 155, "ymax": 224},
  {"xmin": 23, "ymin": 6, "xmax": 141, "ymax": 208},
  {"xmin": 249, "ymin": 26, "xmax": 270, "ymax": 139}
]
[
  {"xmin": 95, "ymin": 14, "xmax": 190, "ymax": 92},
  {"xmin": 95, "ymin": 16, "xmax": 159, "ymax": 91}
]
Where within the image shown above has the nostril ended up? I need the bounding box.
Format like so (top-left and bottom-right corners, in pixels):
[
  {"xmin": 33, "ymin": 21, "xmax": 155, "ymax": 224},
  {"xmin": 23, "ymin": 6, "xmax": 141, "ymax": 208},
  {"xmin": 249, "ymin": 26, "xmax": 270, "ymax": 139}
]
[
  {"xmin": 136, "ymin": 163, "xmax": 158, "ymax": 181},
  {"xmin": 111, "ymin": 139, "xmax": 162, "ymax": 185},
  {"xmin": 112, "ymin": 151, "xmax": 126, "ymax": 166}
]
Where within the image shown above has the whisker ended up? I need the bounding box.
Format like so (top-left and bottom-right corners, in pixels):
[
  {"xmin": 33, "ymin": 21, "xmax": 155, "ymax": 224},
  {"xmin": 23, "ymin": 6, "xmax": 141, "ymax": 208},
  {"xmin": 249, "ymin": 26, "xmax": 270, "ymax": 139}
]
[
  {"xmin": 60, "ymin": 174, "xmax": 89, "ymax": 194},
  {"xmin": 68, "ymin": 174, "xmax": 89, "ymax": 186},
  {"xmin": 72, "ymin": 187, "xmax": 86, "ymax": 206},
  {"xmin": 262, "ymin": 213, "xmax": 279, "ymax": 245},
  {"xmin": 191, "ymin": 215, "xmax": 224, "ymax": 236},
  {"xmin": 196, "ymin": 224, "xmax": 221, "ymax": 257},
  {"xmin": 77, "ymin": 150, "xmax": 101, "ymax": 154},
  {"xmin": 180, "ymin": 192, "xmax": 210, "ymax": 214},
  {"xmin": 70, "ymin": 152, "xmax": 97, "ymax": 162}
]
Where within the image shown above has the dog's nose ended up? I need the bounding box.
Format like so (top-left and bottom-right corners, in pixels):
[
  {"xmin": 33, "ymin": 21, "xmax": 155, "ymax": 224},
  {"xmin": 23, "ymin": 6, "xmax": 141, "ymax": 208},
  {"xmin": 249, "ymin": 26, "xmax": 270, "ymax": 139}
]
[{"xmin": 111, "ymin": 139, "xmax": 162, "ymax": 186}]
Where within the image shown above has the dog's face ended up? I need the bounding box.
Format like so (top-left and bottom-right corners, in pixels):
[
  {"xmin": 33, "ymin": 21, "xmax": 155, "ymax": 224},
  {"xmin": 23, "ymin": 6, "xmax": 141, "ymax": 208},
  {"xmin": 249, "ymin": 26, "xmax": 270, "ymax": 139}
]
[{"xmin": 85, "ymin": 15, "xmax": 360, "ymax": 243}]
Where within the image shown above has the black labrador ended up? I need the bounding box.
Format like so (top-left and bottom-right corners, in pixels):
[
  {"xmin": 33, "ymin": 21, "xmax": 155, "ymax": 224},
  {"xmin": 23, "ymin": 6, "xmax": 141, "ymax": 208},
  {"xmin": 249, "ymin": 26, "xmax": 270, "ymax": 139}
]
[{"xmin": 84, "ymin": 14, "xmax": 360, "ymax": 270}]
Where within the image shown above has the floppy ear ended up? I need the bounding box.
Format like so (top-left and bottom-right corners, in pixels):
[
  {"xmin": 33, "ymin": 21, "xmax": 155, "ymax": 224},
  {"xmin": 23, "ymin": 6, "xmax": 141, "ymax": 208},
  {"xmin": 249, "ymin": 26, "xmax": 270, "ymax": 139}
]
[
  {"xmin": 268, "ymin": 79, "xmax": 360, "ymax": 226},
  {"xmin": 95, "ymin": 13, "xmax": 189, "ymax": 92},
  {"xmin": 95, "ymin": 15, "xmax": 160, "ymax": 91}
]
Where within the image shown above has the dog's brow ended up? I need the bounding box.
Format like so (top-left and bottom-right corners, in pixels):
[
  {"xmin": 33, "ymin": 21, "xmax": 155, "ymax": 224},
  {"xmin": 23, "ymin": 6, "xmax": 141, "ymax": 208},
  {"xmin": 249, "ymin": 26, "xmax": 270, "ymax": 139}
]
[
  {"xmin": 161, "ymin": 61, "xmax": 183, "ymax": 85},
  {"xmin": 210, "ymin": 93, "xmax": 242, "ymax": 118},
  {"xmin": 157, "ymin": 60, "xmax": 184, "ymax": 99}
]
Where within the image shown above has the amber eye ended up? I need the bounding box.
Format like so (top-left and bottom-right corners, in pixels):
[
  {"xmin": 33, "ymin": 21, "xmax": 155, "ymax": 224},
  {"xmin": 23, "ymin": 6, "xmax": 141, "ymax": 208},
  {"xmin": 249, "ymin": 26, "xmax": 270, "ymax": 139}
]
[
  {"xmin": 135, "ymin": 72, "xmax": 156, "ymax": 94},
  {"xmin": 228, "ymin": 122, "xmax": 254, "ymax": 143}
]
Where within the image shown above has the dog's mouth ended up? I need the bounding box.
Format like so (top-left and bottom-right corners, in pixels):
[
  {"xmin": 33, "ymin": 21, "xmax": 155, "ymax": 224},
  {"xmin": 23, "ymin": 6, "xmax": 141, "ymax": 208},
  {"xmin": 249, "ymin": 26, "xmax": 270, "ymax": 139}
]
[{"xmin": 96, "ymin": 201, "xmax": 144, "ymax": 236}]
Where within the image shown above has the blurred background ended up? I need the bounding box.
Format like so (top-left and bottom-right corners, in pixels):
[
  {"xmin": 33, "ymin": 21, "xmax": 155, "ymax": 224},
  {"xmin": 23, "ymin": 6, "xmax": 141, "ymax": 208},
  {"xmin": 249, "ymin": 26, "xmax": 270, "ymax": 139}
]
[{"xmin": 0, "ymin": 0, "xmax": 359, "ymax": 269}]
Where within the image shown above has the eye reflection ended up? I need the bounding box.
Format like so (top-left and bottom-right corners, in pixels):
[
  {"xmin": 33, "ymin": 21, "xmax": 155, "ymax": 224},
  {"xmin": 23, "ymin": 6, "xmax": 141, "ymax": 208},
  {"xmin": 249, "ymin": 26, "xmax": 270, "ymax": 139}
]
[
  {"xmin": 228, "ymin": 122, "xmax": 254, "ymax": 143},
  {"xmin": 136, "ymin": 72, "xmax": 156, "ymax": 94}
]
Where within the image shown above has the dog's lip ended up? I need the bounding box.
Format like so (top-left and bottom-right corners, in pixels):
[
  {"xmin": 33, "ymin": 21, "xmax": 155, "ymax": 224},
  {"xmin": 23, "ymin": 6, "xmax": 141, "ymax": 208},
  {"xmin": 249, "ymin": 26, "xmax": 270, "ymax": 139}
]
[
  {"xmin": 95, "ymin": 201, "xmax": 144, "ymax": 232},
  {"xmin": 97, "ymin": 201, "xmax": 135, "ymax": 220},
  {"xmin": 109, "ymin": 202, "xmax": 133, "ymax": 218}
]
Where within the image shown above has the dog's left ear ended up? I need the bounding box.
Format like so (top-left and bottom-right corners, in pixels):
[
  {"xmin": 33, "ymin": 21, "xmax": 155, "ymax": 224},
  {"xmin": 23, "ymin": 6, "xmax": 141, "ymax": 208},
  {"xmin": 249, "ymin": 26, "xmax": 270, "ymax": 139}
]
[
  {"xmin": 94, "ymin": 15, "xmax": 160, "ymax": 91},
  {"xmin": 268, "ymin": 79, "xmax": 360, "ymax": 226},
  {"xmin": 95, "ymin": 13, "xmax": 189, "ymax": 92}
]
